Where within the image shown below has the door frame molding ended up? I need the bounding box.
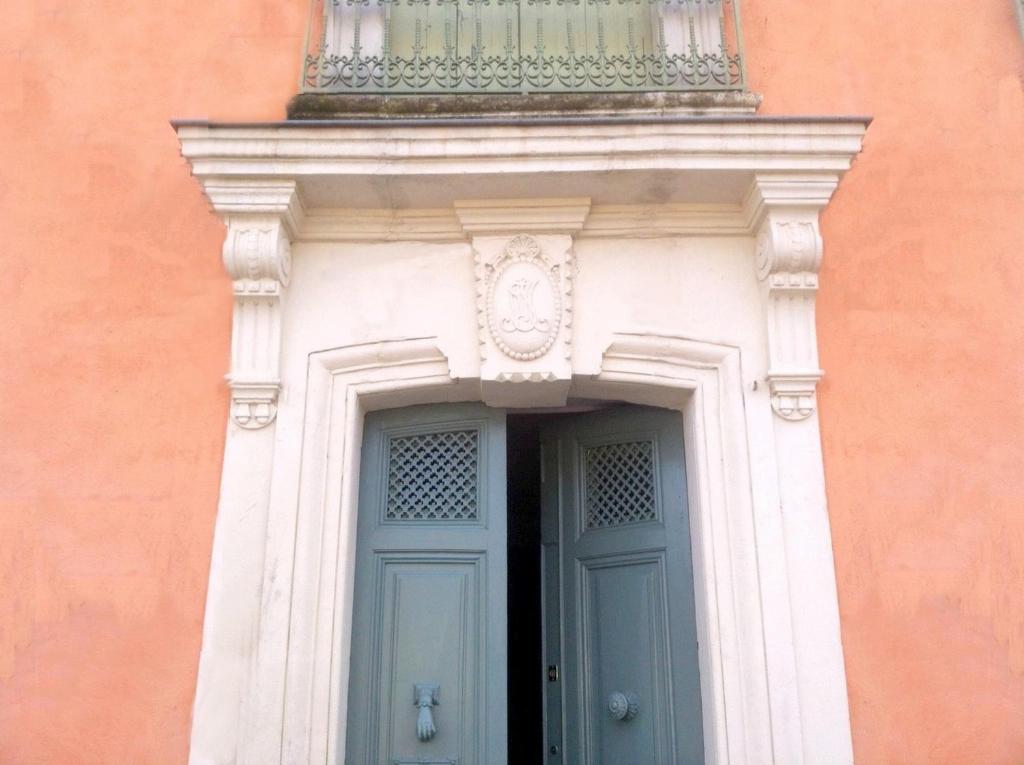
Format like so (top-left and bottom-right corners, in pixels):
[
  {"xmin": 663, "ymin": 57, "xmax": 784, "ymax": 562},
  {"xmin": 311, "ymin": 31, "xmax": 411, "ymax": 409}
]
[
  {"xmin": 178, "ymin": 117, "xmax": 867, "ymax": 765},
  {"xmin": 223, "ymin": 332, "xmax": 845, "ymax": 765}
]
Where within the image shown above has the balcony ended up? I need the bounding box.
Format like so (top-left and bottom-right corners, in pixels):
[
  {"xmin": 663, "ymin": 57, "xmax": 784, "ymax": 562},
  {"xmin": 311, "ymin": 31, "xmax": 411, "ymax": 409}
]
[{"xmin": 295, "ymin": 0, "xmax": 747, "ymax": 114}]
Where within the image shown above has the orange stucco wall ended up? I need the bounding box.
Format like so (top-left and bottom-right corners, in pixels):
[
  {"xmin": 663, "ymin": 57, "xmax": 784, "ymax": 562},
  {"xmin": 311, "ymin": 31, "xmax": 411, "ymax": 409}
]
[
  {"xmin": 747, "ymin": 3, "xmax": 1024, "ymax": 763},
  {"xmin": 1, "ymin": 1, "xmax": 1022, "ymax": 763}
]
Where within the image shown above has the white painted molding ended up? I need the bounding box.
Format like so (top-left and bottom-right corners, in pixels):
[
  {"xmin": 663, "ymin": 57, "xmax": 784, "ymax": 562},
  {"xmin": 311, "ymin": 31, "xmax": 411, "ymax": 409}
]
[
  {"xmin": 748, "ymin": 173, "xmax": 838, "ymax": 421},
  {"xmin": 206, "ymin": 180, "xmax": 304, "ymax": 428},
  {"xmin": 454, "ymin": 197, "xmax": 591, "ymax": 235},
  {"xmin": 582, "ymin": 203, "xmax": 754, "ymax": 238},
  {"xmin": 297, "ymin": 203, "xmax": 756, "ymax": 242},
  {"xmin": 299, "ymin": 208, "xmax": 464, "ymax": 242}
]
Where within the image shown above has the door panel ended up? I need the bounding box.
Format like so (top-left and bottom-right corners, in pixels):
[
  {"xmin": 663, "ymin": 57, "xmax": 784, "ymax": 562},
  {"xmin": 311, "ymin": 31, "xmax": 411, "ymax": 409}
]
[
  {"xmin": 346, "ymin": 404, "xmax": 507, "ymax": 765},
  {"xmin": 544, "ymin": 406, "xmax": 704, "ymax": 765},
  {"xmin": 376, "ymin": 556, "xmax": 483, "ymax": 764},
  {"xmin": 579, "ymin": 554, "xmax": 673, "ymax": 764}
]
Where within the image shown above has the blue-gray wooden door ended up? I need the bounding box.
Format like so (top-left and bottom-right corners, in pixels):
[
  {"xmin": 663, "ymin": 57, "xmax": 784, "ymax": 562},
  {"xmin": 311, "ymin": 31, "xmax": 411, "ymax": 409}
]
[
  {"xmin": 542, "ymin": 406, "xmax": 704, "ymax": 765},
  {"xmin": 345, "ymin": 403, "xmax": 508, "ymax": 765}
]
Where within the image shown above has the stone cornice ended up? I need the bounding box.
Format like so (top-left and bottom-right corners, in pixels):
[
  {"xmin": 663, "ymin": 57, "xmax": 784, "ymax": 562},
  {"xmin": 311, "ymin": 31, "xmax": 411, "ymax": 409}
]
[{"xmin": 176, "ymin": 119, "xmax": 867, "ymax": 183}]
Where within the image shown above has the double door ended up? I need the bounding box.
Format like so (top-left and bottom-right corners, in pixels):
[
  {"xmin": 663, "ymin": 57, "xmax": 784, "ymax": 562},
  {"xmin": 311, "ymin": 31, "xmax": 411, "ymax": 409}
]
[{"xmin": 345, "ymin": 403, "xmax": 703, "ymax": 765}]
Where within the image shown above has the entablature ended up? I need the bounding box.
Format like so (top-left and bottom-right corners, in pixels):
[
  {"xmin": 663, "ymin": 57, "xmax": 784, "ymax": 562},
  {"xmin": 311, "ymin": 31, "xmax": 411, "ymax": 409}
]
[{"xmin": 176, "ymin": 116, "xmax": 867, "ymax": 425}]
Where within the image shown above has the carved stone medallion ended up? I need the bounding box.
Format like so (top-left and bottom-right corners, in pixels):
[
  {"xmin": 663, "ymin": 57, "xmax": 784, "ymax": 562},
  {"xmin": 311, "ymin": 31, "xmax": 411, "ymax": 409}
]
[{"xmin": 485, "ymin": 235, "xmax": 562, "ymax": 361}]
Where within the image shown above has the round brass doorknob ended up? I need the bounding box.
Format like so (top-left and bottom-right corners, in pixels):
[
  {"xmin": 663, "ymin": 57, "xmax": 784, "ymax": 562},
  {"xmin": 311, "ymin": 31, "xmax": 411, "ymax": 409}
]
[{"xmin": 607, "ymin": 691, "xmax": 640, "ymax": 721}]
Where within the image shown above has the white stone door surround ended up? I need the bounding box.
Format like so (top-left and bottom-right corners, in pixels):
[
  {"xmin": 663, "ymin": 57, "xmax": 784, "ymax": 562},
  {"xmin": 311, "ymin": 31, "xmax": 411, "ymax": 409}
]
[{"xmin": 176, "ymin": 116, "xmax": 868, "ymax": 765}]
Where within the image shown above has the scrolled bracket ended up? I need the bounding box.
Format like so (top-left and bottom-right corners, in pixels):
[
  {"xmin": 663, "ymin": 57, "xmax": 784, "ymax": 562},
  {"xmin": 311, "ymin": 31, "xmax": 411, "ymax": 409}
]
[
  {"xmin": 750, "ymin": 175, "xmax": 837, "ymax": 423},
  {"xmin": 207, "ymin": 180, "xmax": 303, "ymax": 431}
]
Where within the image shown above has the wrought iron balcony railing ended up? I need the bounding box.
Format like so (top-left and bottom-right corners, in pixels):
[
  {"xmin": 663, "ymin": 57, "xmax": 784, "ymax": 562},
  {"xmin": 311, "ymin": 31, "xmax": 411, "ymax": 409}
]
[{"xmin": 301, "ymin": 0, "xmax": 745, "ymax": 95}]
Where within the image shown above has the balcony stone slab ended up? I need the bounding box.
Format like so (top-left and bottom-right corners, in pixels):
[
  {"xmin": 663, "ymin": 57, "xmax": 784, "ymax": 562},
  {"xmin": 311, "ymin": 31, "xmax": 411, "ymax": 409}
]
[{"xmin": 287, "ymin": 90, "xmax": 762, "ymax": 120}]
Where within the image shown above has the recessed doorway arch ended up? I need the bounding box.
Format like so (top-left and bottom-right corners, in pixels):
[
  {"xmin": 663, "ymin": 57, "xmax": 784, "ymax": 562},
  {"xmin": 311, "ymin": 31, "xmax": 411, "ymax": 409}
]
[{"xmin": 266, "ymin": 334, "xmax": 776, "ymax": 765}]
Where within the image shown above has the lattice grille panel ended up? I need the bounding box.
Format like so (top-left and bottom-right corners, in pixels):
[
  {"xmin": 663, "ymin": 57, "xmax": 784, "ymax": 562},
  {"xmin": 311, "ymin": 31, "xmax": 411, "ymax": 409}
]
[
  {"xmin": 583, "ymin": 440, "xmax": 657, "ymax": 528},
  {"xmin": 386, "ymin": 429, "xmax": 479, "ymax": 521}
]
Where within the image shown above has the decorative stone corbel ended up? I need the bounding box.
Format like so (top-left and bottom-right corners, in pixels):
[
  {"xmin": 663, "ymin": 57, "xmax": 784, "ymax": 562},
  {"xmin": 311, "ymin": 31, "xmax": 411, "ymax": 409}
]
[
  {"xmin": 454, "ymin": 198, "xmax": 591, "ymax": 408},
  {"xmin": 749, "ymin": 174, "xmax": 838, "ymax": 421},
  {"xmin": 205, "ymin": 180, "xmax": 304, "ymax": 429}
]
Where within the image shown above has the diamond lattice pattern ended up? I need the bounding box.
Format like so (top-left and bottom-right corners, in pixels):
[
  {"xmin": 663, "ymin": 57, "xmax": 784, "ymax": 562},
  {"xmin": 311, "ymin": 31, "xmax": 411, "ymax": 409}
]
[
  {"xmin": 386, "ymin": 429, "xmax": 479, "ymax": 521},
  {"xmin": 584, "ymin": 440, "xmax": 657, "ymax": 529}
]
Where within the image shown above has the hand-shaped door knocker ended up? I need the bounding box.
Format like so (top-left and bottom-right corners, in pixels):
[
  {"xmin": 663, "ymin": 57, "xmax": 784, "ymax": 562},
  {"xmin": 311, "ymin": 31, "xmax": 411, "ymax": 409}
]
[{"xmin": 413, "ymin": 683, "xmax": 440, "ymax": 742}]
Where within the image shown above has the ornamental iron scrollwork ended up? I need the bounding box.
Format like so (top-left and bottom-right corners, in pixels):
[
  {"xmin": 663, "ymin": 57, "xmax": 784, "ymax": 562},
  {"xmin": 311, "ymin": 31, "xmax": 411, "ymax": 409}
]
[{"xmin": 303, "ymin": 0, "xmax": 744, "ymax": 93}]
